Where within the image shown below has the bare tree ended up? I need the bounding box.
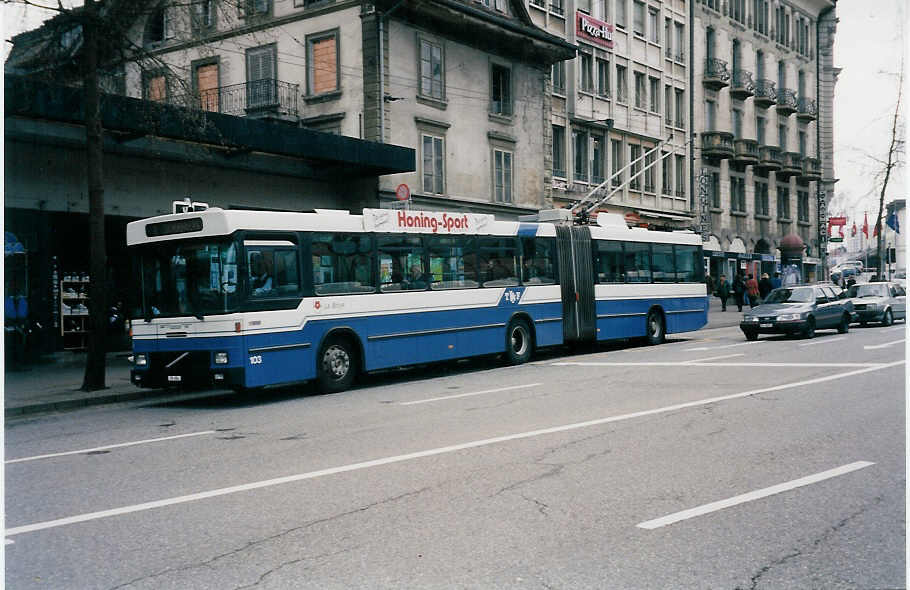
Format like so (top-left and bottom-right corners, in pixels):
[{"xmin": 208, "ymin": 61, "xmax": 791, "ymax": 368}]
[{"xmin": 873, "ymin": 63, "xmax": 905, "ymax": 277}]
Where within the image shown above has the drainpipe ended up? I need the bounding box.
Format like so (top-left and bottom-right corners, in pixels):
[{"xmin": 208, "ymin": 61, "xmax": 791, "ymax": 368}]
[
  {"xmin": 817, "ymin": 1, "xmax": 835, "ymax": 278},
  {"xmin": 688, "ymin": 0, "xmax": 696, "ymax": 216}
]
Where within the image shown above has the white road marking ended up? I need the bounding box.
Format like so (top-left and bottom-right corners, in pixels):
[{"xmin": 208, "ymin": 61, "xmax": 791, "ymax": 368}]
[
  {"xmin": 6, "ymin": 360, "xmax": 903, "ymax": 538},
  {"xmin": 799, "ymin": 336, "xmax": 847, "ymax": 347},
  {"xmin": 636, "ymin": 461, "xmax": 875, "ymax": 530},
  {"xmin": 400, "ymin": 383, "xmax": 542, "ymax": 406},
  {"xmin": 684, "ymin": 353, "xmax": 745, "ymax": 363},
  {"xmin": 864, "ymin": 339, "xmax": 905, "ymax": 350},
  {"xmin": 5, "ymin": 431, "xmax": 216, "ymax": 464},
  {"xmin": 552, "ymin": 361, "xmax": 884, "ymax": 368},
  {"xmin": 685, "ymin": 341, "xmax": 765, "ymax": 352}
]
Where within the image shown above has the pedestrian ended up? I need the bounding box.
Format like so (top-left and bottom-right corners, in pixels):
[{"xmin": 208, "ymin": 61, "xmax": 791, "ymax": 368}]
[
  {"xmin": 746, "ymin": 273, "xmax": 760, "ymax": 308},
  {"xmin": 705, "ymin": 274, "xmax": 715, "ymax": 297},
  {"xmin": 733, "ymin": 271, "xmax": 746, "ymax": 312},
  {"xmin": 716, "ymin": 273, "xmax": 731, "ymax": 311},
  {"xmin": 847, "ymin": 276, "xmax": 856, "ymax": 289},
  {"xmin": 771, "ymin": 271, "xmax": 782, "ymax": 289},
  {"xmin": 758, "ymin": 272, "xmax": 773, "ymax": 300}
]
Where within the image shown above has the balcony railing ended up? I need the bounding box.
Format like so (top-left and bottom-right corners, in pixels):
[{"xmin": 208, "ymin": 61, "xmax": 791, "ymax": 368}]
[
  {"xmin": 754, "ymin": 79, "xmax": 776, "ymax": 109},
  {"xmin": 171, "ymin": 79, "xmax": 299, "ymax": 120},
  {"xmin": 779, "ymin": 151, "xmax": 803, "ymax": 178},
  {"xmin": 733, "ymin": 138, "xmax": 759, "ymax": 164},
  {"xmin": 757, "ymin": 144, "xmax": 782, "ymax": 171},
  {"xmin": 776, "ymin": 88, "xmax": 798, "ymax": 116},
  {"xmin": 701, "ymin": 131, "xmax": 734, "ymax": 159},
  {"xmin": 703, "ymin": 58, "xmax": 730, "ymax": 90},
  {"xmin": 797, "ymin": 97, "xmax": 818, "ymax": 121},
  {"xmin": 730, "ymin": 70, "xmax": 755, "ymax": 99},
  {"xmin": 801, "ymin": 157, "xmax": 822, "ymax": 181}
]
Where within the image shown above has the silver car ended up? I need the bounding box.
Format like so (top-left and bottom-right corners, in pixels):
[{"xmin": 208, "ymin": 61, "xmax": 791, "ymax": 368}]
[
  {"xmin": 846, "ymin": 282, "xmax": 907, "ymax": 326},
  {"xmin": 740, "ymin": 285, "xmax": 853, "ymax": 340}
]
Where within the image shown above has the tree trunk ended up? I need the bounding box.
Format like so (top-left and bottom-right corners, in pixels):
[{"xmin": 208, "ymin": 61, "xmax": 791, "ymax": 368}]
[
  {"xmin": 81, "ymin": 0, "xmax": 108, "ymax": 391},
  {"xmin": 875, "ymin": 66, "xmax": 903, "ymax": 277}
]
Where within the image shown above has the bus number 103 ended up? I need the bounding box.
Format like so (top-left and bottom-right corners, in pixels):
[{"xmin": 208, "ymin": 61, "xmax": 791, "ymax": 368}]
[{"xmin": 249, "ymin": 355, "xmax": 263, "ymax": 365}]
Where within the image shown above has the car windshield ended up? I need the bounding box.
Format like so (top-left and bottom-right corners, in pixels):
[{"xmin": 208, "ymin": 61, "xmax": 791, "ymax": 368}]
[
  {"xmin": 848, "ymin": 283, "xmax": 889, "ymax": 298},
  {"xmin": 763, "ymin": 287, "xmax": 814, "ymax": 304},
  {"xmin": 134, "ymin": 238, "xmax": 241, "ymax": 319}
]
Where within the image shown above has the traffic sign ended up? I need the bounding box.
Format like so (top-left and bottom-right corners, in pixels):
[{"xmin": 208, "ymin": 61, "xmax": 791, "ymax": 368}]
[{"xmin": 395, "ymin": 183, "xmax": 410, "ymax": 201}]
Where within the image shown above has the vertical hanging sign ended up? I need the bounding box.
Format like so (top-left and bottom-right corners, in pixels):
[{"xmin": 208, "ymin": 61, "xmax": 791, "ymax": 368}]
[{"xmin": 699, "ymin": 168, "xmax": 711, "ymax": 240}]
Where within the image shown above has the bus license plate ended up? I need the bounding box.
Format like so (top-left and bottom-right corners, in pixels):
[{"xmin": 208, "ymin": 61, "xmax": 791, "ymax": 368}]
[
  {"xmin": 167, "ymin": 375, "xmax": 182, "ymax": 382},
  {"xmin": 759, "ymin": 323, "xmax": 773, "ymax": 328}
]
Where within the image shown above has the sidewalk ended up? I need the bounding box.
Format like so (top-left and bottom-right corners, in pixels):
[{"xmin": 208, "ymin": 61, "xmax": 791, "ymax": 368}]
[{"xmin": 5, "ymin": 301, "xmax": 743, "ymax": 417}]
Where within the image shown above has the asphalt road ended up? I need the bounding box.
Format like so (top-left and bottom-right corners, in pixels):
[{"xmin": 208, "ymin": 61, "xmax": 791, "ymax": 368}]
[{"xmin": 5, "ymin": 322, "xmax": 906, "ymax": 589}]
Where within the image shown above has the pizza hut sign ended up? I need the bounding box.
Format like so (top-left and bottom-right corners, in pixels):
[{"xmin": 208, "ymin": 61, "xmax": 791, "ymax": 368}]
[{"xmin": 577, "ymin": 12, "xmax": 614, "ymax": 48}]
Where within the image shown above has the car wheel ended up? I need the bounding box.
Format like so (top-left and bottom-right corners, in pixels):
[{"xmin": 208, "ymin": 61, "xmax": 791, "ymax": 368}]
[
  {"xmin": 646, "ymin": 310, "xmax": 665, "ymax": 345},
  {"xmin": 802, "ymin": 316, "xmax": 816, "ymax": 339},
  {"xmin": 317, "ymin": 337, "xmax": 358, "ymax": 393},
  {"xmin": 882, "ymin": 308, "xmax": 893, "ymax": 326},
  {"xmin": 505, "ymin": 318, "xmax": 533, "ymax": 365},
  {"xmin": 860, "ymin": 320, "xmax": 868, "ymax": 327},
  {"xmin": 743, "ymin": 330, "xmax": 758, "ymax": 341},
  {"xmin": 837, "ymin": 313, "xmax": 850, "ymax": 334}
]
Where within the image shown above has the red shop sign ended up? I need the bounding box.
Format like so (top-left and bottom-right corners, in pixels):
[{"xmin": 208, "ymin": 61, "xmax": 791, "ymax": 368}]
[{"xmin": 577, "ymin": 12, "xmax": 615, "ymax": 49}]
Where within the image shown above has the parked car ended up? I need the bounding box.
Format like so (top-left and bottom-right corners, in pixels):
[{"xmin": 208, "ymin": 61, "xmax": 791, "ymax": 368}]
[
  {"xmin": 740, "ymin": 285, "xmax": 853, "ymax": 340},
  {"xmin": 845, "ymin": 281, "xmax": 906, "ymax": 326}
]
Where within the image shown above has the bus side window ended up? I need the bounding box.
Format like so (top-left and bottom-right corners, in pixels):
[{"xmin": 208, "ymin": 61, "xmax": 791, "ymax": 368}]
[
  {"xmin": 594, "ymin": 240, "xmax": 624, "ymax": 283},
  {"xmin": 478, "ymin": 237, "xmax": 519, "ymax": 287},
  {"xmin": 428, "ymin": 236, "xmax": 478, "ymax": 290},
  {"xmin": 378, "ymin": 234, "xmax": 426, "ymax": 292},
  {"xmin": 674, "ymin": 245, "xmax": 699, "ymax": 283},
  {"xmin": 520, "ymin": 237, "xmax": 557, "ymax": 285},
  {"xmin": 651, "ymin": 244, "xmax": 676, "ymax": 283},
  {"xmin": 624, "ymin": 242, "xmax": 651, "ymax": 283},
  {"xmin": 311, "ymin": 233, "xmax": 375, "ymax": 295}
]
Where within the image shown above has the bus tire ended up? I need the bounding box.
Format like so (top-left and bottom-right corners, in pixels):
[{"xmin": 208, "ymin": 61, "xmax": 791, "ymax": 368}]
[
  {"xmin": 646, "ymin": 310, "xmax": 665, "ymax": 345},
  {"xmin": 317, "ymin": 336, "xmax": 358, "ymax": 393},
  {"xmin": 505, "ymin": 318, "xmax": 533, "ymax": 365}
]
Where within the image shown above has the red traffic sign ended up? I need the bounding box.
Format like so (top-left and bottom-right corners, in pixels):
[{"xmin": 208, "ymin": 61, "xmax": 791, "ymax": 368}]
[{"xmin": 395, "ymin": 183, "xmax": 410, "ymax": 201}]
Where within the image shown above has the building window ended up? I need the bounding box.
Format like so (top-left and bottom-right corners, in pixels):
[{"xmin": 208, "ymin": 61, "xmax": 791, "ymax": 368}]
[
  {"xmin": 634, "ymin": 71, "xmax": 646, "ymax": 109},
  {"xmin": 552, "ymin": 61, "xmax": 566, "ymax": 94},
  {"xmin": 145, "ymin": 73, "xmax": 167, "ymax": 103},
  {"xmin": 756, "ymin": 115, "xmax": 766, "ymax": 145},
  {"xmin": 573, "ymin": 129, "xmax": 589, "ymax": 182},
  {"xmin": 709, "ymin": 171, "xmax": 720, "ymax": 209},
  {"xmin": 307, "ymin": 31, "xmax": 338, "ymax": 95},
  {"xmin": 777, "ymin": 186, "xmax": 791, "ymax": 220},
  {"xmin": 753, "ymin": 0, "xmax": 769, "ymax": 35},
  {"xmin": 731, "ymin": 176, "xmax": 746, "ymax": 212},
  {"xmin": 664, "ymin": 18, "xmax": 672, "ymax": 55},
  {"xmin": 241, "ymin": 0, "xmax": 270, "ymax": 17},
  {"xmin": 633, "ymin": 1, "xmax": 645, "ymax": 36},
  {"xmin": 192, "ymin": 0, "xmax": 215, "ymax": 30},
  {"xmin": 597, "ymin": 58, "xmax": 610, "ymax": 97},
  {"xmin": 731, "ymin": 0, "xmax": 745, "ymax": 24},
  {"xmin": 661, "ymin": 151, "xmax": 671, "ymax": 194},
  {"xmin": 616, "ymin": 64, "xmax": 628, "ymax": 103},
  {"xmin": 615, "ymin": 0, "xmax": 626, "ymax": 29},
  {"xmin": 247, "ymin": 45, "xmax": 278, "ymax": 108},
  {"xmin": 674, "ymin": 88, "xmax": 684, "ymax": 127},
  {"xmin": 732, "ymin": 107, "xmax": 742, "ymax": 138},
  {"xmin": 491, "ymin": 64, "xmax": 512, "ymax": 116},
  {"xmin": 674, "ymin": 22, "xmax": 685, "ymax": 62},
  {"xmin": 195, "ymin": 62, "xmax": 219, "ymax": 112},
  {"xmin": 493, "ymin": 149, "xmax": 513, "ymax": 203},
  {"xmin": 798, "ymin": 190, "xmax": 809, "ymax": 222},
  {"xmin": 419, "ymin": 39, "xmax": 444, "ymax": 100},
  {"xmin": 611, "ymin": 139, "xmax": 623, "ymax": 187},
  {"xmin": 664, "ymin": 85, "xmax": 672, "ymax": 124},
  {"xmin": 778, "ymin": 122, "xmax": 787, "ymax": 150},
  {"xmin": 675, "ymin": 154, "xmax": 685, "ymax": 197},
  {"xmin": 629, "ymin": 144, "xmax": 641, "ymax": 190},
  {"xmin": 592, "ymin": 134, "xmax": 605, "ymax": 184},
  {"xmin": 144, "ymin": 5, "xmax": 174, "ymax": 45},
  {"xmin": 755, "ymin": 180, "xmax": 769, "ymax": 215},
  {"xmin": 649, "ymin": 76, "xmax": 660, "ymax": 113},
  {"xmin": 422, "ymin": 134, "xmax": 445, "ymax": 194},
  {"xmin": 648, "ymin": 7, "xmax": 659, "ymax": 43},
  {"xmin": 798, "ymin": 130, "xmax": 807, "ymax": 157},
  {"xmin": 644, "ymin": 150, "xmax": 655, "ymax": 193},
  {"xmin": 552, "ymin": 125, "xmax": 566, "ymax": 178},
  {"xmin": 580, "ymin": 53, "xmax": 594, "ymax": 93},
  {"xmin": 705, "ymin": 100, "xmax": 716, "ymax": 132}
]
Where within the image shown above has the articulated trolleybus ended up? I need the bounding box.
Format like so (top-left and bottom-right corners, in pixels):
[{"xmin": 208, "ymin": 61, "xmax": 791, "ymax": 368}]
[{"xmin": 127, "ymin": 204, "xmax": 707, "ymax": 393}]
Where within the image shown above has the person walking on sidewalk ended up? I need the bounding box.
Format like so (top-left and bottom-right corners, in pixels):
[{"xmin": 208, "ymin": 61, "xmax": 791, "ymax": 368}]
[
  {"xmin": 759, "ymin": 273, "xmax": 773, "ymax": 300},
  {"xmin": 733, "ymin": 271, "xmax": 746, "ymax": 312},
  {"xmin": 716, "ymin": 274, "xmax": 731, "ymax": 311},
  {"xmin": 746, "ymin": 273, "xmax": 760, "ymax": 308}
]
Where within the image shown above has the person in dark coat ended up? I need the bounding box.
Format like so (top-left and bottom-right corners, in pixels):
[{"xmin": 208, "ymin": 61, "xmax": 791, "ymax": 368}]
[
  {"xmin": 758, "ymin": 272, "xmax": 773, "ymax": 300},
  {"xmin": 771, "ymin": 271, "xmax": 782, "ymax": 289},
  {"xmin": 716, "ymin": 273, "xmax": 731, "ymax": 311},
  {"xmin": 733, "ymin": 271, "xmax": 746, "ymax": 312}
]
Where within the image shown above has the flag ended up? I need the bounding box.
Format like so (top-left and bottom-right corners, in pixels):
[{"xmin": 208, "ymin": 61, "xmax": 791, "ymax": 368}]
[
  {"xmin": 887, "ymin": 211, "xmax": 900, "ymax": 234},
  {"xmin": 873, "ymin": 221, "xmax": 879, "ymax": 238},
  {"xmin": 851, "ymin": 222, "xmax": 857, "ymax": 237},
  {"xmin": 862, "ymin": 213, "xmax": 869, "ymax": 238}
]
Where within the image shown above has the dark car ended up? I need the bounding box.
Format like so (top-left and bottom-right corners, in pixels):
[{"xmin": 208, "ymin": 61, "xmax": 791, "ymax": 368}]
[
  {"xmin": 740, "ymin": 285, "xmax": 853, "ymax": 340},
  {"xmin": 845, "ymin": 281, "xmax": 906, "ymax": 326}
]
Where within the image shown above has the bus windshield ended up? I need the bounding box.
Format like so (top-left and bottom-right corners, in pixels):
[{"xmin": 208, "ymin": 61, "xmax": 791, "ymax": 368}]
[{"xmin": 136, "ymin": 239, "xmax": 240, "ymax": 319}]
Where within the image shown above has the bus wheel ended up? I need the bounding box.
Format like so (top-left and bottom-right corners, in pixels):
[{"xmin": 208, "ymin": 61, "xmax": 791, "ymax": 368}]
[
  {"xmin": 505, "ymin": 319, "xmax": 532, "ymax": 365},
  {"xmin": 646, "ymin": 310, "xmax": 665, "ymax": 345},
  {"xmin": 317, "ymin": 337, "xmax": 357, "ymax": 393}
]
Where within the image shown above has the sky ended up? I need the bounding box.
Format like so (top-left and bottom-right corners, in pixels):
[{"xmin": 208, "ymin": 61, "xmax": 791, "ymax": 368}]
[
  {"xmin": 2, "ymin": 0, "xmax": 907, "ymax": 225},
  {"xmin": 830, "ymin": 0, "xmax": 907, "ymax": 223}
]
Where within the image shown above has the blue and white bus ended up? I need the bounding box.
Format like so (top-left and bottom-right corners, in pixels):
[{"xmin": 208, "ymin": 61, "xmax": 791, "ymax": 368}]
[{"xmin": 126, "ymin": 206, "xmax": 707, "ymax": 393}]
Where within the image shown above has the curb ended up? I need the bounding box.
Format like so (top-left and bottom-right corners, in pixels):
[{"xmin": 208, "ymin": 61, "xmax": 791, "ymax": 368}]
[{"xmin": 4, "ymin": 388, "xmax": 216, "ymax": 418}]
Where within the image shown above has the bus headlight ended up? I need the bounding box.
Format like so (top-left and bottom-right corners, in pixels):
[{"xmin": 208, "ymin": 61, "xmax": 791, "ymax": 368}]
[
  {"xmin": 214, "ymin": 352, "xmax": 229, "ymax": 365},
  {"xmin": 134, "ymin": 353, "xmax": 148, "ymax": 366}
]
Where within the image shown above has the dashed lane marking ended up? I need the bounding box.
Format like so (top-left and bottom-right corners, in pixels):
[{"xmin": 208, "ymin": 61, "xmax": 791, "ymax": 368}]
[
  {"xmin": 400, "ymin": 383, "xmax": 542, "ymax": 405},
  {"xmin": 864, "ymin": 339, "xmax": 905, "ymax": 350},
  {"xmin": 799, "ymin": 336, "xmax": 847, "ymax": 347},
  {"xmin": 5, "ymin": 431, "xmax": 216, "ymax": 464}
]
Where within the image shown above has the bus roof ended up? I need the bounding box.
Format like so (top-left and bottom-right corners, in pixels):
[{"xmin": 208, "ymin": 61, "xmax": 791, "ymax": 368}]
[{"xmin": 126, "ymin": 207, "xmax": 702, "ymax": 246}]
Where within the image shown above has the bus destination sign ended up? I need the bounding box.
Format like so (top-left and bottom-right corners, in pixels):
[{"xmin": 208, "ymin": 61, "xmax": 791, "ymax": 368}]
[
  {"xmin": 363, "ymin": 209, "xmax": 494, "ymax": 234},
  {"xmin": 145, "ymin": 217, "xmax": 204, "ymax": 237}
]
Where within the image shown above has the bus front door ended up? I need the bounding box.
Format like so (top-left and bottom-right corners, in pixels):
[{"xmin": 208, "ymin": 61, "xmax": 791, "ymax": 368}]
[{"xmin": 556, "ymin": 225, "xmax": 596, "ymax": 343}]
